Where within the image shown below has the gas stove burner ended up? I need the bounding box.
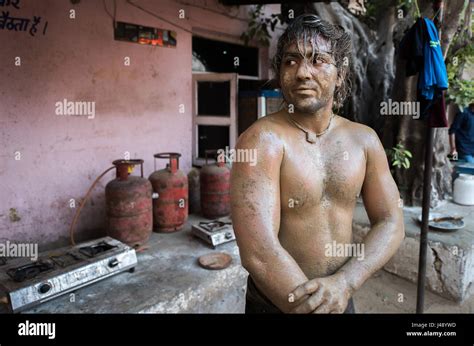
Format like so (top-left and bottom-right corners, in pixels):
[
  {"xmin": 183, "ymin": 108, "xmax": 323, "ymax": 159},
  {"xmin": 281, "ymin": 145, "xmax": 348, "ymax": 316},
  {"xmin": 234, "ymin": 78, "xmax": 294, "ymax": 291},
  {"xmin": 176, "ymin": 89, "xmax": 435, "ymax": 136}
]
[
  {"xmin": 50, "ymin": 252, "xmax": 81, "ymax": 268},
  {"xmin": 0, "ymin": 237, "xmax": 137, "ymax": 313},
  {"xmin": 199, "ymin": 220, "xmax": 232, "ymax": 233},
  {"xmin": 192, "ymin": 220, "xmax": 235, "ymax": 248},
  {"xmin": 7, "ymin": 260, "xmax": 55, "ymax": 283},
  {"xmin": 79, "ymin": 241, "xmax": 117, "ymax": 258}
]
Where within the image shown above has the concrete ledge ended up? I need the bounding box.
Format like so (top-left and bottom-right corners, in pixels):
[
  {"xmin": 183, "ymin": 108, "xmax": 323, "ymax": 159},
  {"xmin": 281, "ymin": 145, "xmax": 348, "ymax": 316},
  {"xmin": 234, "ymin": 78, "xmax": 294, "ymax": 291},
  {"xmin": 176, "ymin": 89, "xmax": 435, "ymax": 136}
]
[
  {"xmin": 1, "ymin": 215, "xmax": 248, "ymax": 314},
  {"xmin": 353, "ymin": 200, "xmax": 474, "ymax": 302}
]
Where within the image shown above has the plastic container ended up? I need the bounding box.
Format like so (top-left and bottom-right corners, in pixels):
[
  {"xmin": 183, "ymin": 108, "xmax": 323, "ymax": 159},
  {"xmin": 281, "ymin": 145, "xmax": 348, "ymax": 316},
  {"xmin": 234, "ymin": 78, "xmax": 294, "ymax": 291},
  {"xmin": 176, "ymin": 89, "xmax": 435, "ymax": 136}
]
[{"xmin": 453, "ymin": 174, "xmax": 474, "ymax": 205}]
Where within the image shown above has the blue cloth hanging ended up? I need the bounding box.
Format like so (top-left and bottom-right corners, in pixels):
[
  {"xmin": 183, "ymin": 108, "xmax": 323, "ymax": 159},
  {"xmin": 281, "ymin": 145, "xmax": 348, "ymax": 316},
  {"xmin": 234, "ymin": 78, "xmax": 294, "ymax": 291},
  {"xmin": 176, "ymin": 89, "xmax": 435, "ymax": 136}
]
[
  {"xmin": 399, "ymin": 17, "xmax": 449, "ymax": 127},
  {"xmin": 418, "ymin": 17, "xmax": 448, "ymax": 100}
]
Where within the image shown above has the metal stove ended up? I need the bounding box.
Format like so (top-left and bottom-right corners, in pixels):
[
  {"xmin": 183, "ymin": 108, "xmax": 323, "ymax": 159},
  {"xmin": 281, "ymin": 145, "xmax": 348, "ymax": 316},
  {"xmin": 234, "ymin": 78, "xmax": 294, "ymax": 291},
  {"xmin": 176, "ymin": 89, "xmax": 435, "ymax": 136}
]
[
  {"xmin": 191, "ymin": 220, "xmax": 235, "ymax": 248},
  {"xmin": 0, "ymin": 236, "xmax": 137, "ymax": 313}
]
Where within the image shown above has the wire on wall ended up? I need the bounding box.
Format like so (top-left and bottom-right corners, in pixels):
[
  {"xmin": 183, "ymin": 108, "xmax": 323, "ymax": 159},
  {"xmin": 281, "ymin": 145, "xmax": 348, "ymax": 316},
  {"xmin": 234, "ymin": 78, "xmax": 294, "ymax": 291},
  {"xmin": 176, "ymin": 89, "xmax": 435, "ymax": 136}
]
[
  {"xmin": 126, "ymin": 0, "xmax": 194, "ymax": 34},
  {"xmin": 103, "ymin": 0, "xmax": 117, "ymax": 27},
  {"xmin": 175, "ymin": 0, "xmax": 248, "ymax": 23}
]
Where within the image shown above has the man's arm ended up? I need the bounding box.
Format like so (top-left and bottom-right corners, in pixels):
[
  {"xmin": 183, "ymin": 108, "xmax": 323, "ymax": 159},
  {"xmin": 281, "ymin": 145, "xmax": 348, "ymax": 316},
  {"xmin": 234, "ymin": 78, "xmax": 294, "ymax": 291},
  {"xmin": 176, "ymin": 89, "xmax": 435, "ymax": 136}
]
[
  {"xmin": 449, "ymin": 112, "xmax": 463, "ymax": 156},
  {"xmin": 289, "ymin": 128, "xmax": 405, "ymax": 313},
  {"xmin": 449, "ymin": 134, "xmax": 457, "ymax": 157},
  {"xmin": 338, "ymin": 128, "xmax": 405, "ymax": 293},
  {"xmin": 230, "ymin": 122, "xmax": 308, "ymax": 313}
]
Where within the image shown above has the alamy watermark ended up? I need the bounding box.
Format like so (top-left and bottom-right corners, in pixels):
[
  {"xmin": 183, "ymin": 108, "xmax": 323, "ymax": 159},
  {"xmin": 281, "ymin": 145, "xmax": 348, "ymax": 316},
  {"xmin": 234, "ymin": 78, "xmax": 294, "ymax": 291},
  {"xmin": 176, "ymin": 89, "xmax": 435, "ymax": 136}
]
[
  {"xmin": 217, "ymin": 146, "xmax": 257, "ymax": 166},
  {"xmin": 380, "ymin": 99, "xmax": 420, "ymax": 119},
  {"xmin": 18, "ymin": 320, "xmax": 55, "ymax": 340},
  {"xmin": 0, "ymin": 241, "xmax": 38, "ymax": 261},
  {"xmin": 324, "ymin": 241, "xmax": 365, "ymax": 261},
  {"xmin": 55, "ymin": 98, "xmax": 95, "ymax": 119}
]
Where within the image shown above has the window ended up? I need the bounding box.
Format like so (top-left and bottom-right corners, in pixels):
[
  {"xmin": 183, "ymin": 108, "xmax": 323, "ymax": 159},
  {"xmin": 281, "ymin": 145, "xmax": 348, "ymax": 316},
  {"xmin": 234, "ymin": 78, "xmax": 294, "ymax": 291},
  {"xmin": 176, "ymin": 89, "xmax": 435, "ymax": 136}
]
[
  {"xmin": 192, "ymin": 73, "xmax": 238, "ymax": 166},
  {"xmin": 192, "ymin": 36, "xmax": 259, "ymax": 77}
]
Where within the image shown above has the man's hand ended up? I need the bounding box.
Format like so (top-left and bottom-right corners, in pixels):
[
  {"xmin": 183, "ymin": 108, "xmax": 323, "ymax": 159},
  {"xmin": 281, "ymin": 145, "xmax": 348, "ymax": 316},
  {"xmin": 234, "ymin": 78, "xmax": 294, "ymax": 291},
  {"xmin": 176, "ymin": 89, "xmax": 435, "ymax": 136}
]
[
  {"xmin": 288, "ymin": 272, "xmax": 353, "ymax": 314},
  {"xmin": 449, "ymin": 148, "xmax": 458, "ymax": 160}
]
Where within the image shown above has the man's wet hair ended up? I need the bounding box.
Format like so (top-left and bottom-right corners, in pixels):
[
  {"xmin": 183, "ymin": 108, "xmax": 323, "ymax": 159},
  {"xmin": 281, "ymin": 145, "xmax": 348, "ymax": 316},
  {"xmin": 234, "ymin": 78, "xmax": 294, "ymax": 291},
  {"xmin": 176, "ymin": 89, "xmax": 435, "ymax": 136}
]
[{"xmin": 272, "ymin": 14, "xmax": 352, "ymax": 109}]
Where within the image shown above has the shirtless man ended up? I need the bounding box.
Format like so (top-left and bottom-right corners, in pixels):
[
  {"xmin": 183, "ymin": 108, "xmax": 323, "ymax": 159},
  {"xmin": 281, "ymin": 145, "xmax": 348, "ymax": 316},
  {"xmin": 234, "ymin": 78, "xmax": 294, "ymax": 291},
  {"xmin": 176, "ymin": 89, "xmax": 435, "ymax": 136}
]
[{"xmin": 230, "ymin": 14, "xmax": 405, "ymax": 314}]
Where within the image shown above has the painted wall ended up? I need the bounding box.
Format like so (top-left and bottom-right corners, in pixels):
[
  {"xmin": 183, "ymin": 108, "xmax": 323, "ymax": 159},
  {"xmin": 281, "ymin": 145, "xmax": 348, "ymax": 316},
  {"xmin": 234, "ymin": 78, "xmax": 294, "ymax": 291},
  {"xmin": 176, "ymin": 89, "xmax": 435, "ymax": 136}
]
[{"xmin": 0, "ymin": 0, "xmax": 258, "ymax": 249}]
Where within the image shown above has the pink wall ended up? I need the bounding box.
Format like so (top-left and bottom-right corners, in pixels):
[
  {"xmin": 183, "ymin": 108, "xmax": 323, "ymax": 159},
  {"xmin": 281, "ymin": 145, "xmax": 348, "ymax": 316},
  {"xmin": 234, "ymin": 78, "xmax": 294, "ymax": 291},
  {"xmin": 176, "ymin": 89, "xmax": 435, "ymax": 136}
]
[{"xmin": 0, "ymin": 0, "xmax": 257, "ymax": 249}]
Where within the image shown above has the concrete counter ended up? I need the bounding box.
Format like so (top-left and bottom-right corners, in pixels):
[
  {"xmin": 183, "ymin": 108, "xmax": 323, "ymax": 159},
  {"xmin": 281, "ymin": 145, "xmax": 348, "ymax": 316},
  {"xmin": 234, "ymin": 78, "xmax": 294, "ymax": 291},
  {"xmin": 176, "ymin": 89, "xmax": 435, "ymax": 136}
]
[
  {"xmin": 353, "ymin": 200, "xmax": 474, "ymax": 302},
  {"xmin": 3, "ymin": 215, "xmax": 248, "ymax": 314}
]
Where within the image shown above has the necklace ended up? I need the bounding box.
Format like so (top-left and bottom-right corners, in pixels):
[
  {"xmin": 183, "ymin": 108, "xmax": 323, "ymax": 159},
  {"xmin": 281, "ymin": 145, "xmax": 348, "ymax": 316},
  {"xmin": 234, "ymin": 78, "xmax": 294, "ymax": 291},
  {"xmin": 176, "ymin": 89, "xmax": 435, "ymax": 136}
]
[{"xmin": 287, "ymin": 112, "xmax": 336, "ymax": 143}]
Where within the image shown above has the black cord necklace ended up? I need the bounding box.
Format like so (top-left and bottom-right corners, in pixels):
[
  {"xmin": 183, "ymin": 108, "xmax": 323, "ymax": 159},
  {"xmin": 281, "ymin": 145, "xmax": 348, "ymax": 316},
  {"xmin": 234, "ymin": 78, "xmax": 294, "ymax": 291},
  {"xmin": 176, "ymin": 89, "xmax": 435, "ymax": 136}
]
[{"xmin": 287, "ymin": 112, "xmax": 335, "ymax": 144}]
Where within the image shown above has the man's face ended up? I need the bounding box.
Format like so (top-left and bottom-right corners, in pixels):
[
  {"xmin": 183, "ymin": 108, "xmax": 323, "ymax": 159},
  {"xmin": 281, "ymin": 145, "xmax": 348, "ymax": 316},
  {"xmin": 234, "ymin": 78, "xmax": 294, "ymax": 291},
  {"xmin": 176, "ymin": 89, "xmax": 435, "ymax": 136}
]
[{"xmin": 279, "ymin": 36, "xmax": 340, "ymax": 115}]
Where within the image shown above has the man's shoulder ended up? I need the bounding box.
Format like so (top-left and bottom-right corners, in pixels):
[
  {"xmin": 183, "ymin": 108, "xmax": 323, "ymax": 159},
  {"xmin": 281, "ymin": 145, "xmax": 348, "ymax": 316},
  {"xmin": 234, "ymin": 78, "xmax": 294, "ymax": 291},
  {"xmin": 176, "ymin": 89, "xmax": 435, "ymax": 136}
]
[
  {"xmin": 461, "ymin": 109, "xmax": 474, "ymax": 119},
  {"xmin": 236, "ymin": 110, "xmax": 287, "ymax": 148},
  {"xmin": 335, "ymin": 116, "xmax": 380, "ymax": 146},
  {"xmin": 250, "ymin": 110, "xmax": 288, "ymax": 131}
]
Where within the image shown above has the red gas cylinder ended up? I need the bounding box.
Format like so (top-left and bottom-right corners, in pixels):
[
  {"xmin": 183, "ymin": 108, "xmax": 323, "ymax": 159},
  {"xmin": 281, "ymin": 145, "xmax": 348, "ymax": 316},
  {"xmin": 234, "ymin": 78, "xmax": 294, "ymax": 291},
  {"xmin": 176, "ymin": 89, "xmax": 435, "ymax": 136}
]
[
  {"xmin": 200, "ymin": 150, "xmax": 231, "ymax": 219},
  {"xmin": 188, "ymin": 166, "xmax": 201, "ymax": 214},
  {"xmin": 149, "ymin": 153, "xmax": 188, "ymax": 232},
  {"xmin": 105, "ymin": 159, "xmax": 153, "ymax": 247}
]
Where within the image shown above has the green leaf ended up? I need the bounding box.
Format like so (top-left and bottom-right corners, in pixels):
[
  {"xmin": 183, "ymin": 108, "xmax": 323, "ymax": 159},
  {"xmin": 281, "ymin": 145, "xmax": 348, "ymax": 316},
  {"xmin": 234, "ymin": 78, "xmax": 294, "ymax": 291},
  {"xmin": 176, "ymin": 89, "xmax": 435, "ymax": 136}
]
[{"xmin": 249, "ymin": 26, "xmax": 256, "ymax": 38}]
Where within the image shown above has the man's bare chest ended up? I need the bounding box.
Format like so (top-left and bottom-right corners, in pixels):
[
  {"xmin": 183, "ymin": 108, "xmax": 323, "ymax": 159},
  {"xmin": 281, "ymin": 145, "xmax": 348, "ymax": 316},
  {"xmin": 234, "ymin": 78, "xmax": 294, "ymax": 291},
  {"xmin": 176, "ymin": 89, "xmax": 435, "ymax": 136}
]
[{"xmin": 280, "ymin": 139, "xmax": 366, "ymax": 210}]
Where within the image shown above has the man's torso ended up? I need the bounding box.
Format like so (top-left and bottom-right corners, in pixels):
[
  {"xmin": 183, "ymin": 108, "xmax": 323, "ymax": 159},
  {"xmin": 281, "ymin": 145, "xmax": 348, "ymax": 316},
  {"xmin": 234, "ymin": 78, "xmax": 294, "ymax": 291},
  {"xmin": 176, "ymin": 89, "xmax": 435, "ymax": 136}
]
[{"xmin": 258, "ymin": 110, "xmax": 369, "ymax": 279}]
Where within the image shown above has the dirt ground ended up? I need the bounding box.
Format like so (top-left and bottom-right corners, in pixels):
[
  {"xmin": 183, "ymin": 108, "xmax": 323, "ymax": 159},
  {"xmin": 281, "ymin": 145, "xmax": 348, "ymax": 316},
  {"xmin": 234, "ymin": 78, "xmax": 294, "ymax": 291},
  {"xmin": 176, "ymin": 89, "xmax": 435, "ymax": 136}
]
[{"xmin": 353, "ymin": 270, "xmax": 474, "ymax": 313}]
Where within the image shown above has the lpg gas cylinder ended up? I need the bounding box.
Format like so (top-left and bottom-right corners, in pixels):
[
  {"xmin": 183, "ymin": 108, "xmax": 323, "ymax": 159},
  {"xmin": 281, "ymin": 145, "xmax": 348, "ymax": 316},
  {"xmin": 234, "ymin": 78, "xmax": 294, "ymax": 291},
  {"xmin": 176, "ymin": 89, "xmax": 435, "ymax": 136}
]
[
  {"xmin": 149, "ymin": 153, "xmax": 188, "ymax": 232},
  {"xmin": 105, "ymin": 159, "xmax": 153, "ymax": 247},
  {"xmin": 200, "ymin": 150, "xmax": 231, "ymax": 219},
  {"xmin": 188, "ymin": 166, "xmax": 201, "ymax": 214}
]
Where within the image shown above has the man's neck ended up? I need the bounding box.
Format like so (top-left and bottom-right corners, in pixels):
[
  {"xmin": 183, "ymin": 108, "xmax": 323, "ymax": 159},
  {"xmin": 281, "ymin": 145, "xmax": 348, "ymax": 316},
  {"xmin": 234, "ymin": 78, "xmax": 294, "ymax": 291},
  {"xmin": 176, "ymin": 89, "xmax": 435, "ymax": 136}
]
[{"xmin": 287, "ymin": 103, "xmax": 334, "ymax": 134}]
